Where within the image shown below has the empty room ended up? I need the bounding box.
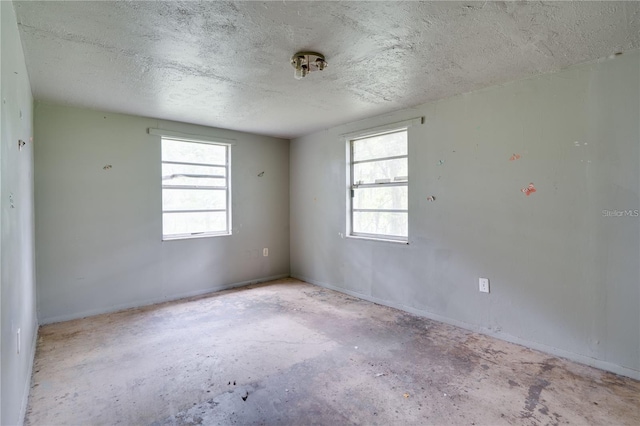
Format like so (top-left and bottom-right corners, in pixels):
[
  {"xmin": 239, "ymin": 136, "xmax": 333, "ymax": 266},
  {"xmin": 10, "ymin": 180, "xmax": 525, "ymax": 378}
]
[{"xmin": 1, "ymin": 1, "xmax": 639, "ymax": 425}]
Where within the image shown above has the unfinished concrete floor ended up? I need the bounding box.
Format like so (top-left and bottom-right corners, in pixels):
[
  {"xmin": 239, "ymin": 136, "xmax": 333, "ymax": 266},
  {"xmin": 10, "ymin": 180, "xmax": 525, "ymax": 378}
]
[{"xmin": 26, "ymin": 278, "xmax": 639, "ymax": 425}]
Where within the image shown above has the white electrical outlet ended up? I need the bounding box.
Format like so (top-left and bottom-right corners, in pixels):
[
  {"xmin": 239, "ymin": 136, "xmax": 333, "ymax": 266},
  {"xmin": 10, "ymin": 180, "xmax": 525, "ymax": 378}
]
[
  {"xmin": 263, "ymin": 248, "xmax": 268, "ymax": 257},
  {"xmin": 479, "ymin": 278, "xmax": 490, "ymax": 293},
  {"xmin": 17, "ymin": 328, "xmax": 21, "ymax": 354}
]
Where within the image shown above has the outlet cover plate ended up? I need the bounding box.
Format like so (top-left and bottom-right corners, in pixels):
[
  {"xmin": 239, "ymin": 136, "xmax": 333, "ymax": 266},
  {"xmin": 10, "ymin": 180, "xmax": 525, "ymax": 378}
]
[{"xmin": 479, "ymin": 278, "xmax": 490, "ymax": 293}]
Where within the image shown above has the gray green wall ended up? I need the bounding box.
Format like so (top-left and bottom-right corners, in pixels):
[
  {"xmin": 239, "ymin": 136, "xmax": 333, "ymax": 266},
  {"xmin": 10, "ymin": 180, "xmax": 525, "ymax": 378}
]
[
  {"xmin": 290, "ymin": 51, "xmax": 640, "ymax": 379},
  {"xmin": 34, "ymin": 104, "xmax": 290, "ymax": 324},
  {"xmin": 1, "ymin": 1, "xmax": 38, "ymax": 424}
]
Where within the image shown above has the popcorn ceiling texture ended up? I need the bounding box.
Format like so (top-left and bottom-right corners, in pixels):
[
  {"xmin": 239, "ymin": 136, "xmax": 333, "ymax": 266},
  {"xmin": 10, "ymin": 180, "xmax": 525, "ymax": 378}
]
[{"xmin": 14, "ymin": 1, "xmax": 640, "ymax": 138}]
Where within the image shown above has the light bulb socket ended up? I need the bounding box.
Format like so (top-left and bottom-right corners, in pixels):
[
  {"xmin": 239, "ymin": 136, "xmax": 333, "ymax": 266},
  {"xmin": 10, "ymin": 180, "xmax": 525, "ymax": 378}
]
[{"xmin": 290, "ymin": 51, "xmax": 327, "ymax": 79}]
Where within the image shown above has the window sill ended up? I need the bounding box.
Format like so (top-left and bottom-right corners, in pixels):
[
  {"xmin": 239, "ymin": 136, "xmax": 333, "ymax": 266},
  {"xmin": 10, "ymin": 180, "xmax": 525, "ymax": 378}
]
[
  {"xmin": 162, "ymin": 232, "xmax": 231, "ymax": 242},
  {"xmin": 346, "ymin": 235, "xmax": 409, "ymax": 245}
]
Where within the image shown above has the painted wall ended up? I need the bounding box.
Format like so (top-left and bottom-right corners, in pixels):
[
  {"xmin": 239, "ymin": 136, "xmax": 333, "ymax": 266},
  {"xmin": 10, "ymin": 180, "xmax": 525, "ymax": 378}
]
[
  {"xmin": 1, "ymin": 1, "xmax": 38, "ymax": 424},
  {"xmin": 35, "ymin": 104, "xmax": 290, "ymax": 324},
  {"xmin": 290, "ymin": 51, "xmax": 640, "ymax": 379}
]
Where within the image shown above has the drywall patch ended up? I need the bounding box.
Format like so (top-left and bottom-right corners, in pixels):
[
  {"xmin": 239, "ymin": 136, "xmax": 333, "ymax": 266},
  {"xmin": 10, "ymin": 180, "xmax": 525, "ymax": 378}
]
[{"xmin": 573, "ymin": 141, "xmax": 592, "ymax": 164}]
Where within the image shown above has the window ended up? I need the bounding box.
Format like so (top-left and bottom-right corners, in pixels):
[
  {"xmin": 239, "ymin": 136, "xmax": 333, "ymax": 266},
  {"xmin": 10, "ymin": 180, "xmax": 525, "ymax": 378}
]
[
  {"xmin": 161, "ymin": 137, "xmax": 231, "ymax": 240},
  {"xmin": 348, "ymin": 128, "xmax": 408, "ymax": 241}
]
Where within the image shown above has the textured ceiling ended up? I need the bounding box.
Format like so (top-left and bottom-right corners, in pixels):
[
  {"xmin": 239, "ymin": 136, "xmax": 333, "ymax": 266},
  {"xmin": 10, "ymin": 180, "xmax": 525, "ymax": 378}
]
[{"xmin": 14, "ymin": 1, "xmax": 640, "ymax": 139}]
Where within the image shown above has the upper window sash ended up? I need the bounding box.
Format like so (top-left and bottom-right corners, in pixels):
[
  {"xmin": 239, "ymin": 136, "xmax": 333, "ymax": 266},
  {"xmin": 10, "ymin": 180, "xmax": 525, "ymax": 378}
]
[
  {"xmin": 341, "ymin": 117, "xmax": 423, "ymax": 140},
  {"xmin": 149, "ymin": 128, "xmax": 236, "ymax": 145}
]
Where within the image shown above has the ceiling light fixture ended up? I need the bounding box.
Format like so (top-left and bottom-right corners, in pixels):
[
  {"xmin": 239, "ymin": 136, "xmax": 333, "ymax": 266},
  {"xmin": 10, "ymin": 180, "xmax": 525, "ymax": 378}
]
[{"xmin": 290, "ymin": 52, "xmax": 327, "ymax": 80}]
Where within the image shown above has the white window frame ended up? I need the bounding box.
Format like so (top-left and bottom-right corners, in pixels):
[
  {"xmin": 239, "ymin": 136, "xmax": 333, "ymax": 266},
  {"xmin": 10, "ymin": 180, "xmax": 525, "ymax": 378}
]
[
  {"xmin": 344, "ymin": 117, "xmax": 422, "ymax": 243},
  {"xmin": 153, "ymin": 130, "xmax": 233, "ymax": 241}
]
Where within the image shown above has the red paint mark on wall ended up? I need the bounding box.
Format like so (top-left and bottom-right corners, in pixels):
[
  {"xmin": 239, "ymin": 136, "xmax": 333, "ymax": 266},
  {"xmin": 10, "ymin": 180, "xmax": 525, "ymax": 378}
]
[
  {"xmin": 521, "ymin": 183, "xmax": 536, "ymax": 196},
  {"xmin": 509, "ymin": 153, "xmax": 521, "ymax": 161}
]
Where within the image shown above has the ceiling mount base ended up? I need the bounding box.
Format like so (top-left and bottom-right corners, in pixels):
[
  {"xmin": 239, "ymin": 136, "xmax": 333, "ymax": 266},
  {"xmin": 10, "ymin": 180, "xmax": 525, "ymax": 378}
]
[{"xmin": 291, "ymin": 51, "xmax": 327, "ymax": 79}]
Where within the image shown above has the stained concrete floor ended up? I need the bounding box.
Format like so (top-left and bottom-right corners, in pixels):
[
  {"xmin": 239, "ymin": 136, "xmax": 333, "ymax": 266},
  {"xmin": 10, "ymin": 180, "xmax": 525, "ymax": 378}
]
[{"xmin": 26, "ymin": 278, "xmax": 639, "ymax": 425}]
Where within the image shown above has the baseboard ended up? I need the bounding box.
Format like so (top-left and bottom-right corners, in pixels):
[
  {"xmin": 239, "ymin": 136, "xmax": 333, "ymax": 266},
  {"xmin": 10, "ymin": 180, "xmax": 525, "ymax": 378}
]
[
  {"xmin": 39, "ymin": 273, "xmax": 290, "ymax": 325},
  {"xmin": 18, "ymin": 322, "xmax": 39, "ymax": 426},
  {"xmin": 292, "ymin": 274, "xmax": 640, "ymax": 381}
]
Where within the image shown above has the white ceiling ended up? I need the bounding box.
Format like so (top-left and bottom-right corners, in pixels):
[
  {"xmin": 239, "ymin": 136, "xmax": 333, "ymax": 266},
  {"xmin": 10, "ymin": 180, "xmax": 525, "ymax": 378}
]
[{"xmin": 14, "ymin": 1, "xmax": 640, "ymax": 139}]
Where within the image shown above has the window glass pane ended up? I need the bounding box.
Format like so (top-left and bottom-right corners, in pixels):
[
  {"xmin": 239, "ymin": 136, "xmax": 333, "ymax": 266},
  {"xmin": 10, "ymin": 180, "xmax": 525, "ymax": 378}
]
[
  {"xmin": 352, "ymin": 130, "xmax": 407, "ymax": 162},
  {"xmin": 354, "ymin": 158, "xmax": 407, "ymax": 184},
  {"xmin": 163, "ymin": 211, "xmax": 227, "ymax": 235},
  {"xmin": 162, "ymin": 163, "xmax": 226, "ymax": 187},
  {"xmin": 353, "ymin": 186, "xmax": 407, "ymax": 210},
  {"xmin": 353, "ymin": 211, "xmax": 407, "ymax": 237},
  {"xmin": 162, "ymin": 139, "xmax": 226, "ymax": 165},
  {"xmin": 162, "ymin": 189, "xmax": 226, "ymax": 211}
]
